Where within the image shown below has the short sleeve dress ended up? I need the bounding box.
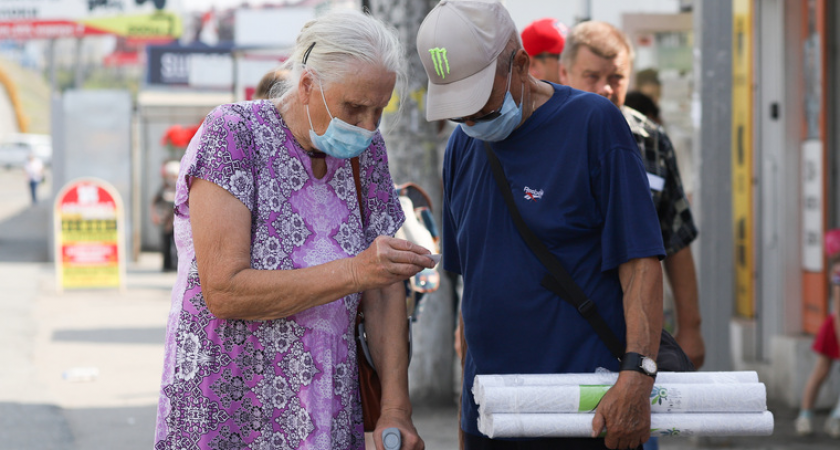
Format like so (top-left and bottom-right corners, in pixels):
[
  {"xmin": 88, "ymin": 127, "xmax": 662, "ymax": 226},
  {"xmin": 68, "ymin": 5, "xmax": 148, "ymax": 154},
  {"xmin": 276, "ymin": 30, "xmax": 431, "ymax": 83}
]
[{"xmin": 154, "ymin": 100, "xmax": 405, "ymax": 450}]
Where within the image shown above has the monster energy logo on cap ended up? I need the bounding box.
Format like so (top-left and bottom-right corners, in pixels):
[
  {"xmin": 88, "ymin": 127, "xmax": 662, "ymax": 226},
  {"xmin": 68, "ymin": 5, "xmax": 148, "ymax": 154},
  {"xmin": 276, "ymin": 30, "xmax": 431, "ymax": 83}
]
[{"xmin": 428, "ymin": 47, "xmax": 450, "ymax": 79}]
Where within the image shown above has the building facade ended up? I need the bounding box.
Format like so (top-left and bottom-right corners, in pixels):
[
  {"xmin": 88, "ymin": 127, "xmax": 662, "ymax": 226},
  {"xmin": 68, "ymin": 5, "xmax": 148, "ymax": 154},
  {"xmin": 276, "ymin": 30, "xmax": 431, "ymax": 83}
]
[{"xmin": 696, "ymin": 0, "xmax": 840, "ymax": 407}]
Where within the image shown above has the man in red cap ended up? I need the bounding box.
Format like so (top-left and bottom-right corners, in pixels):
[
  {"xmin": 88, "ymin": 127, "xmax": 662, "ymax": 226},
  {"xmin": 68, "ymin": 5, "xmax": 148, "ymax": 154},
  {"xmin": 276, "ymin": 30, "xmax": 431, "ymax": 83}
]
[{"xmin": 521, "ymin": 18, "xmax": 568, "ymax": 84}]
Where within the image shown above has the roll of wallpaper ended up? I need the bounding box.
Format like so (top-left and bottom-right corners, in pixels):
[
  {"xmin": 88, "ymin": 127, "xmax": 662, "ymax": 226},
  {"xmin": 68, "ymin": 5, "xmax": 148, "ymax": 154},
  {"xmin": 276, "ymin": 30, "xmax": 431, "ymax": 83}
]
[
  {"xmin": 476, "ymin": 383, "xmax": 767, "ymax": 415},
  {"xmin": 478, "ymin": 411, "xmax": 775, "ymax": 438},
  {"xmin": 472, "ymin": 371, "xmax": 759, "ymax": 401}
]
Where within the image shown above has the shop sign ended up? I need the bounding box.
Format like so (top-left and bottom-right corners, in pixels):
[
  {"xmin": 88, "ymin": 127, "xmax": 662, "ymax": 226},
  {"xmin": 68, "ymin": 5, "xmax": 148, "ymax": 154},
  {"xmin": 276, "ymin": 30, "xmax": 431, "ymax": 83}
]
[
  {"xmin": 0, "ymin": 0, "xmax": 179, "ymax": 40},
  {"xmin": 0, "ymin": 13, "xmax": 180, "ymax": 40}
]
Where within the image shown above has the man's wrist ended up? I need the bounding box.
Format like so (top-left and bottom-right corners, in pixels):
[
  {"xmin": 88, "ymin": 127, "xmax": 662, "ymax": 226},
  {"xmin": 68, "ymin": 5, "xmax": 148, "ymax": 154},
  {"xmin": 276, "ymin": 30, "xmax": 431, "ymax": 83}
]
[
  {"xmin": 619, "ymin": 352, "xmax": 658, "ymax": 378},
  {"xmin": 676, "ymin": 318, "xmax": 702, "ymax": 331}
]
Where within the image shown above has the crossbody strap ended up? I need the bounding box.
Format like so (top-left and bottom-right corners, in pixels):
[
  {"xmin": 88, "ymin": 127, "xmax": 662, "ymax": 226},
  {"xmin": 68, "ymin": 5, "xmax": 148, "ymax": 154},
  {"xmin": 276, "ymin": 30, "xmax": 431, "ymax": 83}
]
[
  {"xmin": 351, "ymin": 157, "xmax": 364, "ymax": 226},
  {"xmin": 351, "ymin": 157, "xmax": 413, "ymax": 367},
  {"xmin": 482, "ymin": 142, "xmax": 624, "ymax": 360}
]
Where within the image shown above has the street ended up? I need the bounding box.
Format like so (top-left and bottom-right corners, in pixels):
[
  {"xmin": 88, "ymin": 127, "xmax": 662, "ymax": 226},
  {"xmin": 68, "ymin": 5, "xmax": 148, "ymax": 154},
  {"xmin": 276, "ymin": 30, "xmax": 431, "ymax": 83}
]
[{"xmin": 0, "ymin": 167, "xmax": 837, "ymax": 449}]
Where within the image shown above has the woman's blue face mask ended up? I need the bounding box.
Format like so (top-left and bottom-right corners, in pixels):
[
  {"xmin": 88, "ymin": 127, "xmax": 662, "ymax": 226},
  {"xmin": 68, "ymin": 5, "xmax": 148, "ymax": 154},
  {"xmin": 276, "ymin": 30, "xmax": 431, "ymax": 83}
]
[
  {"xmin": 459, "ymin": 59, "xmax": 524, "ymax": 142},
  {"xmin": 305, "ymin": 80, "xmax": 377, "ymax": 159}
]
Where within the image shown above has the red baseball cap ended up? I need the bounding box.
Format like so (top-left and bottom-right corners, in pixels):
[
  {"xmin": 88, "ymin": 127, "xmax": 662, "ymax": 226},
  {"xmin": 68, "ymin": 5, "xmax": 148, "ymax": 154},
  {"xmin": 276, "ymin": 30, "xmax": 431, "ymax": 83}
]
[{"xmin": 521, "ymin": 18, "xmax": 568, "ymax": 57}]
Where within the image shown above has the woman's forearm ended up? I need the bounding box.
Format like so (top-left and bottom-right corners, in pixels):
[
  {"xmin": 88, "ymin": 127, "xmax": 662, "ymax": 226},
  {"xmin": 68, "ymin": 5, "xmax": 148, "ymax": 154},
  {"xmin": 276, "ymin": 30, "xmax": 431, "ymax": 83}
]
[
  {"xmin": 363, "ymin": 282, "xmax": 412, "ymax": 414},
  {"xmin": 201, "ymin": 258, "xmax": 362, "ymax": 321},
  {"xmin": 190, "ymin": 178, "xmax": 432, "ymax": 321}
]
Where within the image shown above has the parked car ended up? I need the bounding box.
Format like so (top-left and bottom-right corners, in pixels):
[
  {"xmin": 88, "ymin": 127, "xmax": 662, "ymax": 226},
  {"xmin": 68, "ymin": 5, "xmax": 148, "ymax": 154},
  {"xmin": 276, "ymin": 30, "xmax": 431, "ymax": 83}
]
[{"xmin": 0, "ymin": 133, "xmax": 52, "ymax": 169}]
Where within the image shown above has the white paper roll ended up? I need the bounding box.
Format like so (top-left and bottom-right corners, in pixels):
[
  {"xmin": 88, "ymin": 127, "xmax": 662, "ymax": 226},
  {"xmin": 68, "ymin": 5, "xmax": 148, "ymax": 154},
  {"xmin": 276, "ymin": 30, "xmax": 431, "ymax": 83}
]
[
  {"xmin": 478, "ymin": 411, "xmax": 774, "ymax": 438},
  {"xmin": 472, "ymin": 371, "xmax": 759, "ymax": 402},
  {"xmin": 476, "ymin": 383, "xmax": 767, "ymax": 415}
]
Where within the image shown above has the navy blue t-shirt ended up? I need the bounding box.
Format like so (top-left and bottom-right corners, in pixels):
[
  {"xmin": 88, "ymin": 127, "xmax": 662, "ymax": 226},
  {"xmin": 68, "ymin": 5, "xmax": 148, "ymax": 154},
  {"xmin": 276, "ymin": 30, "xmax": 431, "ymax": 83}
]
[{"xmin": 442, "ymin": 84, "xmax": 666, "ymax": 437}]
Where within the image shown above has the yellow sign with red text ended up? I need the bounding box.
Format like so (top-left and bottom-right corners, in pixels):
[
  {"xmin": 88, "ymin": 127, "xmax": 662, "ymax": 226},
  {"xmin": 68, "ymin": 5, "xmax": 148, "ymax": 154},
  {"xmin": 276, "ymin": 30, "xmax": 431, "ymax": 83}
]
[{"xmin": 54, "ymin": 179, "xmax": 125, "ymax": 292}]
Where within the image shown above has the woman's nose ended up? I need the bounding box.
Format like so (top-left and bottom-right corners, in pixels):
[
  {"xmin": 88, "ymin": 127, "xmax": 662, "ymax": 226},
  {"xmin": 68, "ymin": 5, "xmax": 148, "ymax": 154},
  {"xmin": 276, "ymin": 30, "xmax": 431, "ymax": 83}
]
[{"xmin": 358, "ymin": 113, "xmax": 380, "ymax": 131}]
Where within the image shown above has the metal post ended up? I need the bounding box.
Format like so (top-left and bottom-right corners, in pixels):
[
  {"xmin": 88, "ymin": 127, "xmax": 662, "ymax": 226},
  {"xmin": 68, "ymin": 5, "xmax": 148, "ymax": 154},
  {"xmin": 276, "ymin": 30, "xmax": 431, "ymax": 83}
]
[
  {"xmin": 48, "ymin": 39, "xmax": 58, "ymax": 96},
  {"xmin": 694, "ymin": 0, "xmax": 734, "ymax": 371},
  {"xmin": 74, "ymin": 38, "xmax": 84, "ymax": 89},
  {"xmin": 578, "ymin": 0, "xmax": 592, "ymax": 23}
]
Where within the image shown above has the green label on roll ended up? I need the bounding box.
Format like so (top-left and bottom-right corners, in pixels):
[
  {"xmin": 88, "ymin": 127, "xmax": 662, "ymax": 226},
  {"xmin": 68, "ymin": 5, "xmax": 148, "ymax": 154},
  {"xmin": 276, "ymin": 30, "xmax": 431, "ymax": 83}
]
[{"xmin": 578, "ymin": 385, "xmax": 612, "ymax": 412}]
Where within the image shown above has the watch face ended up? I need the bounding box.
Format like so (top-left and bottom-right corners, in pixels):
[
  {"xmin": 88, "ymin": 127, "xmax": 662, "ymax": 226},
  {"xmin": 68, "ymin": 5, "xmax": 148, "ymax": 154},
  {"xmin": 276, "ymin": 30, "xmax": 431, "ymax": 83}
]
[{"xmin": 641, "ymin": 357, "xmax": 658, "ymax": 374}]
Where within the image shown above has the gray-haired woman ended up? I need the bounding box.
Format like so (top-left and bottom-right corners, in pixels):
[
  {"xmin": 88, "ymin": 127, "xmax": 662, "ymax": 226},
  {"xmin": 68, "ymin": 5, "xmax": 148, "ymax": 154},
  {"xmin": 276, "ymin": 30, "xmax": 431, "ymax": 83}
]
[{"xmin": 154, "ymin": 9, "xmax": 431, "ymax": 450}]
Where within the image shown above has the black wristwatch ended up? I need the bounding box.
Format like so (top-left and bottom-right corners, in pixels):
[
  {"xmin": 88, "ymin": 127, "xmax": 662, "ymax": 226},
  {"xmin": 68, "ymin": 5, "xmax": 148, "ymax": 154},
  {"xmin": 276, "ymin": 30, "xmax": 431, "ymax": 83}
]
[{"xmin": 620, "ymin": 352, "xmax": 657, "ymax": 378}]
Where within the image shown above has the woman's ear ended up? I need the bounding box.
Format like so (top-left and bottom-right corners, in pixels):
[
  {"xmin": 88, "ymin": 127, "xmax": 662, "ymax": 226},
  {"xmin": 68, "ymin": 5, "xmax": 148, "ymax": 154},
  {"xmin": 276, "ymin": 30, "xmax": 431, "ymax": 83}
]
[{"xmin": 299, "ymin": 71, "xmax": 314, "ymax": 105}]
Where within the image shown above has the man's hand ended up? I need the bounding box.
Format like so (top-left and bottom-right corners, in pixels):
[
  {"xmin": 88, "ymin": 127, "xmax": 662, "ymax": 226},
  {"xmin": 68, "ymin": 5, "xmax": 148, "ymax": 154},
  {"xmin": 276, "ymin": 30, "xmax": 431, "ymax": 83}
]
[
  {"xmin": 675, "ymin": 326, "xmax": 705, "ymax": 369},
  {"xmin": 373, "ymin": 408, "xmax": 424, "ymax": 450},
  {"xmin": 664, "ymin": 246, "xmax": 703, "ymax": 368},
  {"xmin": 591, "ymin": 371, "xmax": 653, "ymax": 449}
]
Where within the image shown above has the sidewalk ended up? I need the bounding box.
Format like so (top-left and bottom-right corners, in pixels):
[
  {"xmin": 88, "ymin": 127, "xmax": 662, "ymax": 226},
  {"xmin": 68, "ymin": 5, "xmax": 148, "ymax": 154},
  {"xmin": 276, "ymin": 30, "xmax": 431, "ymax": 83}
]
[{"xmin": 1, "ymin": 169, "xmax": 839, "ymax": 449}]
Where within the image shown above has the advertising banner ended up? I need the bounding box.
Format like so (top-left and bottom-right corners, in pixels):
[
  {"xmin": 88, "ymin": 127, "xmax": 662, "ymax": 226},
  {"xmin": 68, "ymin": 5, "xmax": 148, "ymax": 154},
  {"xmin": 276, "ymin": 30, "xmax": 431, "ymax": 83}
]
[
  {"xmin": 54, "ymin": 178, "xmax": 126, "ymax": 292},
  {"xmin": 0, "ymin": 0, "xmax": 180, "ymax": 40},
  {"xmin": 146, "ymin": 43, "xmax": 234, "ymax": 86},
  {"xmin": 0, "ymin": 0, "xmax": 167, "ymax": 21}
]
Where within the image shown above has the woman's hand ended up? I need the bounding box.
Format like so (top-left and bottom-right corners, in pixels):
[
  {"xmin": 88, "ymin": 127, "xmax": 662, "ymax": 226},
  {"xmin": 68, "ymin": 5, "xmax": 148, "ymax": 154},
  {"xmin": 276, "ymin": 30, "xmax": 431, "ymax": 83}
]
[
  {"xmin": 373, "ymin": 408, "xmax": 424, "ymax": 450},
  {"xmin": 351, "ymin": 236, "xmax": 436, "ymax": 292}
]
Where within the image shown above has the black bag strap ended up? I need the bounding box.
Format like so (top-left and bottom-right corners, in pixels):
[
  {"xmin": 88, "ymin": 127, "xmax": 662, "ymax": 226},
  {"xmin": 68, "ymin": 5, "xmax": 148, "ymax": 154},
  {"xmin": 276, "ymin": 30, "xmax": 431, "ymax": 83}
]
[
  {"xmin": 482, "ymin": 142, "xmax": 624, "ymax": 360},
  {"xmin": 351, "ymin": 157, "xmax": 364, "ymax": 227}
]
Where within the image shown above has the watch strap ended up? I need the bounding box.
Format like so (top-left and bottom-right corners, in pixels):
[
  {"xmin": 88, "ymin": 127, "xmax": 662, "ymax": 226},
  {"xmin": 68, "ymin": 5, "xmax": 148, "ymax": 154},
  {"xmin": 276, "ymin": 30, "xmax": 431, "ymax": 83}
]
[{"xmin": 620, "ymin": 352, "xmax": 656, "ymax": 377}]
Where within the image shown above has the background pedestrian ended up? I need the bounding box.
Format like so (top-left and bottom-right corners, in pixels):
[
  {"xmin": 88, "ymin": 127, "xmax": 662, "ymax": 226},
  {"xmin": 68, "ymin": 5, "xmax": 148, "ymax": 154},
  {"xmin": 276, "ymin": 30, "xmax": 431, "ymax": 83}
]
[
  {"xmin": 795, "ymin": 228, "xmax": 840, "ymax": 439},
  {"xmin": 23, "ymin": 152, "xmax": 43, "ymax": 205}
]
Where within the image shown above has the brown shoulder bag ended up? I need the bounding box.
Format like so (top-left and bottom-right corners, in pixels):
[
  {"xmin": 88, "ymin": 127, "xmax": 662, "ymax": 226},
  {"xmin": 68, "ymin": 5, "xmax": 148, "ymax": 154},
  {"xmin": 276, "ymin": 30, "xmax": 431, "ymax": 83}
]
[{"xmin": 351, "ymin": 157, "xmax": 382, "ymax": 432}]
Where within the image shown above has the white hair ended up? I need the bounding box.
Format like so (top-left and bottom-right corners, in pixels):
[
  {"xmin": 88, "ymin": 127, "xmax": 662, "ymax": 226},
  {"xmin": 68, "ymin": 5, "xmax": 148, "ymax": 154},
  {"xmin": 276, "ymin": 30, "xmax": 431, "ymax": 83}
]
[{"xmin": 273, "ymin": 9, "xmax": 406, "ymax": 106}]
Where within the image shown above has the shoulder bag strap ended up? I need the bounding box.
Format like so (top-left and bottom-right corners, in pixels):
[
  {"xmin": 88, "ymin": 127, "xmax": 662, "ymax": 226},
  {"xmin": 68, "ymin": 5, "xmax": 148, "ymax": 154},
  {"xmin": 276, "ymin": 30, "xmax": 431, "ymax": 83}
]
[
  {"xmin": 351, "ymin": 157, "xmax": 364, "ymax": 226},
  {"xmin": 482, "ymin": 142, "xmax": 624, "ymax": 360}
]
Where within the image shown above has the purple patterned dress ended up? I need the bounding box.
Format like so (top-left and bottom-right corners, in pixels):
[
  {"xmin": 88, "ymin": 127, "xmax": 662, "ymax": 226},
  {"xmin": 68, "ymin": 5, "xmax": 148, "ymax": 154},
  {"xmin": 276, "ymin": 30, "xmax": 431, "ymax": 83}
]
[{"xmin": 154, "ymin": 100, "xmax": 405, "ymax": 450}]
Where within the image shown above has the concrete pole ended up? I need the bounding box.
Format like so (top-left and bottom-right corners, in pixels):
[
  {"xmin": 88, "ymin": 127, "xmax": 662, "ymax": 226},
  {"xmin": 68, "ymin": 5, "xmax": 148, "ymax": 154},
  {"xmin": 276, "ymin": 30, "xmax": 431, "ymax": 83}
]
[
  {"xmin": 74, "ymin": 38, "xmax": 84, "ymax": 89},
  {"xmin": 693, "ymin": 0, "xmax": 734, "ymax": 371},
  {"xmin": 367, "ymin": 0, "xmax": 455, "ymax": 405},
  {"xmin": 48, "ymin": 39, "xmax": 57, "ymax": 96}
]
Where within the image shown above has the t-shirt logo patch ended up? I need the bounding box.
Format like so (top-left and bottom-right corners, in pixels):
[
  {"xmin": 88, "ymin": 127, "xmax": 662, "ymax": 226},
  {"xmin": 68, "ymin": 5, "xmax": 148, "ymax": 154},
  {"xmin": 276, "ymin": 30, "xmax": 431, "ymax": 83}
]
[
  {"xmin": 428, "ymin": 47, "xmax": 450, "ymax": 79},
  {"xmin": 523, "ymin": 186, "xmax": 544, "ymax": 202}
]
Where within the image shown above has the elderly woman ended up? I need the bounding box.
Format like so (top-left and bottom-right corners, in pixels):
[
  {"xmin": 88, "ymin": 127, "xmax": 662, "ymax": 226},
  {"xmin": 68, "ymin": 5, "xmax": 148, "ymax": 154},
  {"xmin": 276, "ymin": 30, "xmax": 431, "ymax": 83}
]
[{"xmin": 154, "ymin": 9, "xmax": 432, "ymax": 450}]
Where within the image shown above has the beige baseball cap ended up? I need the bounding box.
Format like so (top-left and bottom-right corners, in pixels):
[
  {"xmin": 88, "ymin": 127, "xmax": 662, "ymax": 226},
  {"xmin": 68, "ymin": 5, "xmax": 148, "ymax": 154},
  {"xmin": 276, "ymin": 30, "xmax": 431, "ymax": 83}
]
[{"xmin": 417, "ymin": 0, "xmax": 516, "ymax": 121}]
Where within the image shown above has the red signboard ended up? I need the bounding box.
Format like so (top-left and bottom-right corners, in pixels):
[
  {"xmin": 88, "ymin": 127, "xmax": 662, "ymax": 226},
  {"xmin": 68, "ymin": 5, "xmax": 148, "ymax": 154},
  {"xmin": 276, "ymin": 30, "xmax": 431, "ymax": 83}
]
[{"xmin": 0, "ymin": 20, "xmax": 105, "ymax": 39}]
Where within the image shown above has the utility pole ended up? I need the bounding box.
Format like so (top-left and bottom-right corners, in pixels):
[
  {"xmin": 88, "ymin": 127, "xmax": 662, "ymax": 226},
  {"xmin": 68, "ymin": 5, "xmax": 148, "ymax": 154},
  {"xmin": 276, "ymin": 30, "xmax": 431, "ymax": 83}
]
[
  {"xmin": 366, "ymin": 0, "xmax": 456, "ymax": 405},
  {"xmin": 74, "ymin": 38, "xmax": 84, "ymax": 89}
]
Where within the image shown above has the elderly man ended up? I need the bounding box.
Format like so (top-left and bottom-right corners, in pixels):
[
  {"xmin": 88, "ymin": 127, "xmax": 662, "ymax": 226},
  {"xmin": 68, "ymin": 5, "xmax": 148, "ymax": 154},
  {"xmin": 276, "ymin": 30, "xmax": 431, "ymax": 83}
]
[
  {"xmin": 559, "ymin": 21, "xmax": 704, "ymax": 371},
  {"xmin": 417, "ymin": 1, "xmax": 665, "ymax": 449}
]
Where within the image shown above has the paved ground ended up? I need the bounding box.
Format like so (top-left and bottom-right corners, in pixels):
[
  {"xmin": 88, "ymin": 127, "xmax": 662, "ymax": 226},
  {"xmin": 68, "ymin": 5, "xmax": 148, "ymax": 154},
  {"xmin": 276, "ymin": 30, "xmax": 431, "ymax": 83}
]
[{"xmin": 0, "ymin": 168, "xmax": 839, "ymax": 449}]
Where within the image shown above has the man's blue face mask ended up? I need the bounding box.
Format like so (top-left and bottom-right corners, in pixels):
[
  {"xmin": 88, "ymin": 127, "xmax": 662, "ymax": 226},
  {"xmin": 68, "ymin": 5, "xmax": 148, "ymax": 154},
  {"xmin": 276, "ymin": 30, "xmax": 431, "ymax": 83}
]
[
  {"xmin": 305, "ymin": 79, "xmax": 377, "ymax": 159},
  {"xmin": 458, "ymin": 54, "xmax": 524, "ymax": 142}
]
